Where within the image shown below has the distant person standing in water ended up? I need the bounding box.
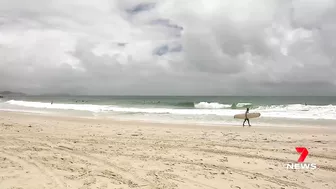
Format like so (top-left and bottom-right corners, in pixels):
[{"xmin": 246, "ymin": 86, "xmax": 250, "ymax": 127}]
[{"xmin": 243, "ymin": 107, "xmax": 251, "ymax": 127}]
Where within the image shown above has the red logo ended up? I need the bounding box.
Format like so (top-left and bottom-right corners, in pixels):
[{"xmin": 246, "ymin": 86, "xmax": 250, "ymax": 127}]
[
  {"xmin": 285, "ymin": 147, "xmax": 316, "ymax": 170},
  {"xmin": 296, "ymin": 147, "xmax": 309, "ymax": 162}
]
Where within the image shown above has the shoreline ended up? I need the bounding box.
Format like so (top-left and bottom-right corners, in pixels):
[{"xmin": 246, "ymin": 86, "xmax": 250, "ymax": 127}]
[
  {"xmin": 0, "ymin": 111, "xmax": 335, "ymax": 189},
  {"xmin": 2, "ymin": 97, "xmax": 336, "ymax": 126},
  {"xmin": 1, "ymin": 109, "xmax": 335, "ymax": 130}
]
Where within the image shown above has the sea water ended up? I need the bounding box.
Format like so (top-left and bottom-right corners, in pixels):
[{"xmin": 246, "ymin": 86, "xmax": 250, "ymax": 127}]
[{"xmin": 0, "ymin": 96, "xmax": 335, "ymax": 127}]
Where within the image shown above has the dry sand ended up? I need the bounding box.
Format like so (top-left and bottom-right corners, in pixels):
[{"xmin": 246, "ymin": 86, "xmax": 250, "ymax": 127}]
[{"xmin": 0, "ymin": 111, "xmax": 335, "ymax": 189}]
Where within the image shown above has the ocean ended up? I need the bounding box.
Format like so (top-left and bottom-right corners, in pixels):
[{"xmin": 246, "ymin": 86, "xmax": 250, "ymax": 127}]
[{"xmin": 0, "ymin": 96, "xmax": 335, "ymax": 127}]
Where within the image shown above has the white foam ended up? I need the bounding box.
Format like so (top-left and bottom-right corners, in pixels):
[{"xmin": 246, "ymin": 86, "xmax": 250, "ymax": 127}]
[
  {"xmin": 194, "ymin": 102, "xmax": 231, "ymax": 109},
  {"xmin": 6, "ymin": 100, "xmax": 107, "ymax": 113},
  {"xmin": 255, "ymin": 104, "xmax": 336, "ymax": 120},
  {"xmin": 6, "ymin": 100, "xmax": 239, "ymax": 116},
  {"xmin": 4, "ymin": 100, "xmax": 336, "ymax": 120},
  {"xmin": 235, "ymin": 102, "xmax": 252, "ymax": 107}
]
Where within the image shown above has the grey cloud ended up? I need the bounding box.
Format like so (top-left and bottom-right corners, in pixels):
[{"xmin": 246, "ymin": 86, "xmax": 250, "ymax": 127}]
[
  {"xmin": 126, "ymin": 2, "xmax": 156, "ymax": 15},
  {"xmin": 0, "ymin": 0, "xmax": 335, "ymax": 95}
]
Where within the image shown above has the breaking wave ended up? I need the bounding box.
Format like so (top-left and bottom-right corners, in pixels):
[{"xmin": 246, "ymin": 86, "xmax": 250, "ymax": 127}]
[
  {"xmin": 3, "ymin": 100, "xmax": 336, "ymax": 120},
  {"xmin": 194, "ymin": 102, "xmax": 231, "ymax": 109}
]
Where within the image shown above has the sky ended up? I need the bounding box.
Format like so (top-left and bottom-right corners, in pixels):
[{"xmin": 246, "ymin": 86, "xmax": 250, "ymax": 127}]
[{"xmin": 0, "ymin": 0, "xmax": 335, "ymax": 96}]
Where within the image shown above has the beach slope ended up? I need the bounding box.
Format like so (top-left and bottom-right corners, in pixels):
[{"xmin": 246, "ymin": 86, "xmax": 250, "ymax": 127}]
[{"xmin": 0, "ymin": 111, "xmax": 335, "ymax": 189}]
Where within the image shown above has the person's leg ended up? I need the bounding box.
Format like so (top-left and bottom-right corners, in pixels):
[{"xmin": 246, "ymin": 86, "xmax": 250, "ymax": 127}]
[
  {"xmin": 247, "ymin": 119, "xmax": 251, "ymax": 126},
  {"xmin": 243, "ymin": 119, "xmax": 246, "ymax": 126}
]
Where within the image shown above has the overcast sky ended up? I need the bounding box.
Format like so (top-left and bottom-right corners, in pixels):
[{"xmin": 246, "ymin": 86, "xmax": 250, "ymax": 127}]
[{"xmin": 0, "ymin": 0, "xmax": 335, "ymax": 95}]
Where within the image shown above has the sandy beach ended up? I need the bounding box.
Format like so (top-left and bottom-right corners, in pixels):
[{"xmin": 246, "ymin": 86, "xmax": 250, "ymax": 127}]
[{"xmin": 0, "ymin": 111, "xmax": 335, "ymax": 189}]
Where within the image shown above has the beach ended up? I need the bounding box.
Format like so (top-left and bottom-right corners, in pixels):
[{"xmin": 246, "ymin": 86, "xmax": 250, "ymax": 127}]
[{"xmin": 0, "ymin": 111, "xmax": 335, "ymax": 189}]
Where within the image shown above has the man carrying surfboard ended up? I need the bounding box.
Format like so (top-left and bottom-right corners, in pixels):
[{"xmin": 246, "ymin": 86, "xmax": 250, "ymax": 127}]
[
  {"xmin": 243, "ymin": 108, "xmax": 251, "ymax": 127},
  {"xmin": 234, "ymin": 108, "xmax": 260, "ymax": 125}
]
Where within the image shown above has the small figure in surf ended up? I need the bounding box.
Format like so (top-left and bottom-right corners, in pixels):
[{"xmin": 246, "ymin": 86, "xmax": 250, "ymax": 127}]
[{"xmin": 243, "ymin": 108, "xmax": 251, "ymax": 127}]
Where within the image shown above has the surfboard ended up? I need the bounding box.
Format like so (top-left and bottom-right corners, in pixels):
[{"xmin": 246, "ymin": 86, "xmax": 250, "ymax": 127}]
[{"xmin": 234, "ymin": 112, "xmax": 261, "ymax": 119}]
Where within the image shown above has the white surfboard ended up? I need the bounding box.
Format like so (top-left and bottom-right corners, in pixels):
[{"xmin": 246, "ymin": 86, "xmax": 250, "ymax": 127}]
[{"xmin": 234, "ymin": 112, "xmax": 261, "ymax": 119}]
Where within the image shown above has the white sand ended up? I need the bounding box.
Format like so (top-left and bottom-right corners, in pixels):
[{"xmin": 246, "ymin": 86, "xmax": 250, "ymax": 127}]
[{"xmin": 0, "ymin": 111, "xmax": 335, "ymax": 189}]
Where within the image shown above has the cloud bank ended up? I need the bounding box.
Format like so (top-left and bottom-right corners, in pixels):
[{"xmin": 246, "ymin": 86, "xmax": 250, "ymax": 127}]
[{"xmin": 0, "ymin": 0, "xmax": 335, "ymax": 95}]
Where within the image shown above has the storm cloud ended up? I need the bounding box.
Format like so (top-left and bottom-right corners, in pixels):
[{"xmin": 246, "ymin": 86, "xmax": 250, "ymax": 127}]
[{"xmin": 0, "ymin": 0, "xmax": 335, "ymax": 95}]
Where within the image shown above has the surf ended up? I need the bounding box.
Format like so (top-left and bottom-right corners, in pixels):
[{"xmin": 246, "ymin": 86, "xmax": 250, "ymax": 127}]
[{"xmin": 3, "ymin": 100, "xmax": 336, "ymax": 120}]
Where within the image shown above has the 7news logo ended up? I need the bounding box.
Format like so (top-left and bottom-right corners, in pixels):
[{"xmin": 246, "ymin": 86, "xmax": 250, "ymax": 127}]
[{"xmin": 286, "ymin": 147, "xmax": 317, "ymax": 170}]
